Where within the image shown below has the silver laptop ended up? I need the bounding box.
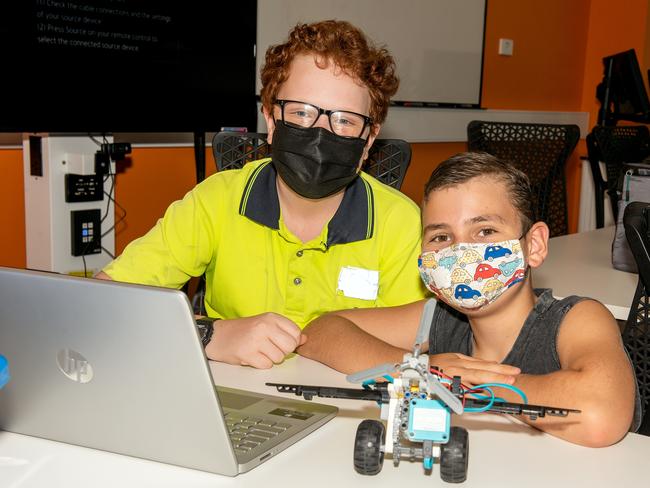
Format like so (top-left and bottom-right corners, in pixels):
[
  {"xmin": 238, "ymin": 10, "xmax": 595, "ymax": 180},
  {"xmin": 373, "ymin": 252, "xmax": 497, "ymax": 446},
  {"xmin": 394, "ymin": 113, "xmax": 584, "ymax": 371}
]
[{"xmin": 0, "ymin": 266, "xmax": 337, "ymax": 475}]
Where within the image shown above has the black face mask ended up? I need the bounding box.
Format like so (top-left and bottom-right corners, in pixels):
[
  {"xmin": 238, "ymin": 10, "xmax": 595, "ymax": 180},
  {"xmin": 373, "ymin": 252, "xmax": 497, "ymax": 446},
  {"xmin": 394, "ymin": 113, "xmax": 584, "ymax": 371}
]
[{"xmin": 271, "ymin": 122, "xmax": 366, "ymax": 199}]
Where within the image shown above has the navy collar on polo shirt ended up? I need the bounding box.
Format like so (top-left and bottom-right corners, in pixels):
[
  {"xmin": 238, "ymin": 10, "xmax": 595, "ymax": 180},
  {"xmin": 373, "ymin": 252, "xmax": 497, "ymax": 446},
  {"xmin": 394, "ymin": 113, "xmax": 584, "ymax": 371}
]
[{"xmin": 239, "ymin": 160, "xmax": 374, "ymax": 246}]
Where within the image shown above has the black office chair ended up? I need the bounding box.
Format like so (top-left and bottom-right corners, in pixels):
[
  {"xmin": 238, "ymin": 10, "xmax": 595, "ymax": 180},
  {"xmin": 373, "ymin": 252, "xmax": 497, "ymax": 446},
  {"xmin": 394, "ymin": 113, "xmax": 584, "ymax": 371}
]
[
  {"xmin": 623, "ymin": 201, "xmax": 650, "ymax": 435},
  {"xmin": 362, "ymin": 139, "xmax": 411, "ymax": 190},
  {"xmin": 211, "ymin": 132, "xmax": 411, "ymax": 190},
  {"xmin": 212, "ymin": 131, "xmax": 271, "ymax": 172},
  {"xmin": 467, "ymin": 121, "xmax": 580, "ymax": 238},
  {"xmin": 586, "ymin": 125, "xmax": 650, "ymax": 229}
]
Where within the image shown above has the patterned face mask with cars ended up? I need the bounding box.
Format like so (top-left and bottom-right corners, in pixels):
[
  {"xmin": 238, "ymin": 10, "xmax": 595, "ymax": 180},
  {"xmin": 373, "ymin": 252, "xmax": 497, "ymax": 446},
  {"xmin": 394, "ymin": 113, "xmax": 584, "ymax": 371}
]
[{"xmin": 418, "ymin": 239, "xmax": 527, "ymax": 310}]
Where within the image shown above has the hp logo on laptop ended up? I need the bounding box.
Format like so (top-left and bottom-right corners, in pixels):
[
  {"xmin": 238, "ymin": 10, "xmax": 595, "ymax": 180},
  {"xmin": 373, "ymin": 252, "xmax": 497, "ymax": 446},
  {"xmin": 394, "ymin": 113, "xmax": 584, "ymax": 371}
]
[{"xmin": 56, "ymin": 349, "xmax": 94, "ymax": 384}]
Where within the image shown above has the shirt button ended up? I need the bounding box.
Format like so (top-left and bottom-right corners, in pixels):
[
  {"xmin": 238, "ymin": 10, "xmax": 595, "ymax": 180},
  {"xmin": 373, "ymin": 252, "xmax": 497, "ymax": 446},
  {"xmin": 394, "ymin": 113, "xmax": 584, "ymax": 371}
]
[
  {"xmin": 293, "ymin": 277, "xmax": 302, "ymax": 285},
  {"xmin": 296, "ymin": 250, "xmax": 303, "ymax": 257}
]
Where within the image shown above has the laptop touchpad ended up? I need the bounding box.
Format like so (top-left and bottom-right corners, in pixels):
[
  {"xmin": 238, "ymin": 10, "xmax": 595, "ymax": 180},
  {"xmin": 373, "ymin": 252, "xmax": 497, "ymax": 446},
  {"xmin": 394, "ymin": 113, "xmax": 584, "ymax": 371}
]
[{"xmin": 217, "ymin": 390, "xmax": 263, "ymax": 410}]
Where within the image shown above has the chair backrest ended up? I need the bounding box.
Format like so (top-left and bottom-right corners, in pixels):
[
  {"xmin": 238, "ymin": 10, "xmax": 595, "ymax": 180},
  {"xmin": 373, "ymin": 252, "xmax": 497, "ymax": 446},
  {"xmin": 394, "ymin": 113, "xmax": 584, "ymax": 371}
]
[
  {"xmin": 623, "ymin": 201, "xmax": 650, "ymax": 435},
  {"xmin": 591, "ymin": 125, "xmax": 650, "ymax": 189},
  {"xmin": 212, "ymin": 132, "xmax": 270, "ymax": 172},
  {"xmin": 362, "ymin": 138, "xmax": 411, "ymax": 190},
  {"xmin": 588, "ymin": 125, "xmax": 650, "ymax": 222},
  {"xmin": 467, "ymin": 120, "xmax": 580, "ymax": 237},
  {"xmin": 211, "ymin": 132, "xmax": 412, "ymax": 190}
]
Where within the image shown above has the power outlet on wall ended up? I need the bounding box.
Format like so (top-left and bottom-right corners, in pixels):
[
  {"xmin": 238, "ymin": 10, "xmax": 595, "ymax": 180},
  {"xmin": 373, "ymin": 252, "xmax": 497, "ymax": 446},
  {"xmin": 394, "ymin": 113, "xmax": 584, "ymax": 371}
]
[{"xmin": 498, "ymin": 38, "xmax": 514, "ymax": 56}]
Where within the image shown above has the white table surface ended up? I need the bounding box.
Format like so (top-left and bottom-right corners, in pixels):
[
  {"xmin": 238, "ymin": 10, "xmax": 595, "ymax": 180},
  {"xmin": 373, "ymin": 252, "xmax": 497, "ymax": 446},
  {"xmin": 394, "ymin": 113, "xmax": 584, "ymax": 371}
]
[
  {"xmin": 534, "ymin": 226, "xmax": 639, "ymax": 320},
  {"xmin": 1, "ymin": 355, "xmax": 649, "ymax": 488}
]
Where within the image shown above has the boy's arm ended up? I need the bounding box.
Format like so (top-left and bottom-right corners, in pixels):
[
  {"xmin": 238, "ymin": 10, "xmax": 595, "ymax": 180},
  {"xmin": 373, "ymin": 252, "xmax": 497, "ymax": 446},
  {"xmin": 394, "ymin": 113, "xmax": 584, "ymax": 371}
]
[
  {"xmin": 297, "ymin": 301, "xmax": 424, "ymax": 372},
  {"xmin": 298, "ymin": 300, "xmax": 522, "ymax": 384},
  {"xmin": 297, "ymin": 314, "xmax": 407, "ymax": 373},
  {"xmin": 325, "ymin": 300, "xmax": 428, "ymax": 350},
  {"xmin": 491, "ymin": 299, "xmax": 636, "ymax": 447}
]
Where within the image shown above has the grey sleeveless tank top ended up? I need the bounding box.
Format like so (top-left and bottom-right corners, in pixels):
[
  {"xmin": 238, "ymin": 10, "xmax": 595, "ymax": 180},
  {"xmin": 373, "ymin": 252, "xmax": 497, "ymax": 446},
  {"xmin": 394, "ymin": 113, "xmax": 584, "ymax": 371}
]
[{"xmin": 428, "ymin": 288, "xmax": 643, "ymax": 432}]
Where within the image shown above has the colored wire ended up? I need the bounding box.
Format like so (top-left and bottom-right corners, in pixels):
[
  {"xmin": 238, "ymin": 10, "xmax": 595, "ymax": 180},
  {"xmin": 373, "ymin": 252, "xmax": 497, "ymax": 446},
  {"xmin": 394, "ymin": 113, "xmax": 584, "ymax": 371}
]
[
  {"xmin": 467, "ymin": 382, "xmax": 528, "ymax": 404},
  {"xmin": 361, "ymin": 375, "xmax": 394, "ymax": 390},
  {"xmin": 428, "ymin": 368, "xmax": 529, "ymax": 410},
  {"xmin": 463, "ymin": 386, "xmax": 496, "ymax": 412},
  {"xmin": 429, "ymin": 367, "xmax": 471, "ymax": 390}
]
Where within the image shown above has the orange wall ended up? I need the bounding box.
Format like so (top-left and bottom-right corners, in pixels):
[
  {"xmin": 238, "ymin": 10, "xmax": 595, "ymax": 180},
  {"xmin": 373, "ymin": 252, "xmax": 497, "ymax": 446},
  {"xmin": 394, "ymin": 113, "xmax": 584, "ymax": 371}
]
[
  {"xmin": 581, "ymin": 0, "xmax": 649, "ymax": 126},
  {"xmin": 0, "ymin": 149, "xmax": 25, "ymax": 267},
  {"xmin": 2, "ymin": 0, "xmax": 650, "ymax": 265},
  {"xmin": 406, "ymin": 0, "xmax": 649, "ymax": 235},
  {"xmin": 113, "ymin": 148, "xmax": 216, "ymax": 254},
  {"xmin": 405, "ymin": 0, "xmax": 593, "ymax": 233},
  {"xmin": 482, "ymin": 0, "xmax": 590, "ymax": 111},
  {"xmin": 401, "ymin": 142, "xmax": 466, "ymax": 204}
]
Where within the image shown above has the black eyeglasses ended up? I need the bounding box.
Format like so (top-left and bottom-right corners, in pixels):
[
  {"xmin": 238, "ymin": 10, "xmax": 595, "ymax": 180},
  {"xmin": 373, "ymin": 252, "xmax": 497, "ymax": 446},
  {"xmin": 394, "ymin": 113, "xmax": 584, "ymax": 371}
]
[{"xmin": 274, "ymin": 99, "xmax": 373, "ymax": 138}]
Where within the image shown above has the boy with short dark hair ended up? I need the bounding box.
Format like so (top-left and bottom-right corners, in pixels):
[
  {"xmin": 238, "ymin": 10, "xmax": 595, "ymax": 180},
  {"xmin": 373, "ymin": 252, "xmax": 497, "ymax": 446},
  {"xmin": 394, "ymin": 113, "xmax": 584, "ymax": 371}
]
[{"xmin": 298, "ymin": 151, "xmax": 641, "ymax": 447}]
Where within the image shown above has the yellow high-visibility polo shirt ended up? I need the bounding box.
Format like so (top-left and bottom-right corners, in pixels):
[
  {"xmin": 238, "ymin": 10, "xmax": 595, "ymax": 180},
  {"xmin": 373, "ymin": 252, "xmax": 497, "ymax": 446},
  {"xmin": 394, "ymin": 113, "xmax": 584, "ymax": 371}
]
[{"xmin": 103, "ymin": 159, "xmax": 427, "ymax": 327}]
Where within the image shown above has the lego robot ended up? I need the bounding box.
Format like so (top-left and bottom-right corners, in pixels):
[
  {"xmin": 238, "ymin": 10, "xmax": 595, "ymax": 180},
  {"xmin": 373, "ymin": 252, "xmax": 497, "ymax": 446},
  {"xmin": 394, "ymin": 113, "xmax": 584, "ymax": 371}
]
[{"xmin": 267, "ymin": 299, "xmax": 580, "ymax": 483}]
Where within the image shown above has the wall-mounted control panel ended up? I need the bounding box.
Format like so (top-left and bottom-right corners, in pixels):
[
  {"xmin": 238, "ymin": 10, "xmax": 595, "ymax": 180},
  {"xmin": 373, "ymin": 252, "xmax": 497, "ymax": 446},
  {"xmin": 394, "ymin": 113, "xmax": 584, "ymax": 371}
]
[
  {"xmin": 71, "ymin": 209, "xmax": 102, "ymax": 256},
  {"xmin": 65, "ymin": 174, "xmax": 104, "ymax": 202}
]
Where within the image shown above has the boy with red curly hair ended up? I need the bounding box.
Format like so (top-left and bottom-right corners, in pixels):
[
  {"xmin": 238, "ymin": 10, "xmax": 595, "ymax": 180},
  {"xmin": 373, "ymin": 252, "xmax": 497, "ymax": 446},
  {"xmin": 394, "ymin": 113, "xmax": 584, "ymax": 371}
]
[{"xmin": 97, "ymin": 20, "xmax": 427, "ymax": 368}]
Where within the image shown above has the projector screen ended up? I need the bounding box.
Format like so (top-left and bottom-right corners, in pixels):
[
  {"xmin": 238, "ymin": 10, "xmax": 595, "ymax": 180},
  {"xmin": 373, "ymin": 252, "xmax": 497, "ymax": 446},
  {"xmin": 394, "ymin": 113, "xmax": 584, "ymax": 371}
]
[{"xmin": 257, "ymin": 0, "xmax": 486, "ymax": 108}]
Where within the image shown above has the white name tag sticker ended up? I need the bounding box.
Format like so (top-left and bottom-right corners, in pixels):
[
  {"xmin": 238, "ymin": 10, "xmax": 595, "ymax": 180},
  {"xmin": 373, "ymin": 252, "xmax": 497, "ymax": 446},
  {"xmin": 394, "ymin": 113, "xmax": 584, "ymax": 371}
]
[{"xmin": 337, "ymin": 266, "xmax": 379, "ymax": 301}]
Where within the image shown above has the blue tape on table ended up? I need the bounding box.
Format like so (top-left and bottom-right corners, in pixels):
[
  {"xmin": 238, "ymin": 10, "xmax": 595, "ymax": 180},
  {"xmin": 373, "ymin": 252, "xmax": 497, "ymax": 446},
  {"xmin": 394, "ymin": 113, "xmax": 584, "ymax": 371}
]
[{"xmin": 0, "ymin": 355, "xmax": 9, "ymax": 389}]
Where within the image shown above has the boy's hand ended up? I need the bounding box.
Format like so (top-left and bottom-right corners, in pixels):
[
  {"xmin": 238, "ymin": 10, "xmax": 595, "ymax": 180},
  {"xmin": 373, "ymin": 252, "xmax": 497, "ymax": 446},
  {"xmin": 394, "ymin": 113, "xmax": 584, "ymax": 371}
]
[
  {"xmin": 206, "ymin": 313, "xmax": 306, "ymax": 369},
  {"xmin": 428, "ymin": 352, "xmax": 521, "ymax": 386}
]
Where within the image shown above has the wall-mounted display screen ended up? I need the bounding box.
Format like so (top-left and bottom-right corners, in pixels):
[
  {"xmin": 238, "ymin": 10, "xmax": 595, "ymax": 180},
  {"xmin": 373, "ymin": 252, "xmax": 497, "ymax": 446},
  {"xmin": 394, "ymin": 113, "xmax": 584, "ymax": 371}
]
[{"xmin": 0, "ymin": 1, "xmax": 257, "ymax": 133}]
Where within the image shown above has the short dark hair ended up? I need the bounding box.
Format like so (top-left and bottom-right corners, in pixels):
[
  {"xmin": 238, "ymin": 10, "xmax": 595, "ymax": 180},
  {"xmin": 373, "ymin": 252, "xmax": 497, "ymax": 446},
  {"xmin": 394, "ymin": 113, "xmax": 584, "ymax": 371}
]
[{"xmin": 424, "ymin": 152, "xmax": 536, "ymax": 233}]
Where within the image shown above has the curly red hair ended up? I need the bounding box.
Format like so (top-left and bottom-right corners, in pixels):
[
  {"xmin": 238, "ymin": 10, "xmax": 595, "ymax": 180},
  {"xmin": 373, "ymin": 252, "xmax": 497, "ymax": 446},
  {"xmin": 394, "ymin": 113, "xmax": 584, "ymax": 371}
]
[{"xmin": 260, "ymin": 20, "xmax": 399, "ymax": 128}]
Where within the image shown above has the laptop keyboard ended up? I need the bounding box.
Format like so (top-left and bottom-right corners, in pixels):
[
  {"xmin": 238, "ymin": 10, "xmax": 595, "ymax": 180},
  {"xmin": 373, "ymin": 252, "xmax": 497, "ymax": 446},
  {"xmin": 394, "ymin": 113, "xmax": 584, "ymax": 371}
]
[{"xmin": 224, "ymin": 412, "xmax": 292, "ymax": 455}]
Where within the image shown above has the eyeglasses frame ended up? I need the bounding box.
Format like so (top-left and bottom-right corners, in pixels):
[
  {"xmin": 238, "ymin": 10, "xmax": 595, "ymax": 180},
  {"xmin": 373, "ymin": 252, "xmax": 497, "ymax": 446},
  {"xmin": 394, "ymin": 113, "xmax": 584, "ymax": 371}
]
[{"xmin": 273, "ymin": 99, "xmax": 374, "ymax": 139}]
